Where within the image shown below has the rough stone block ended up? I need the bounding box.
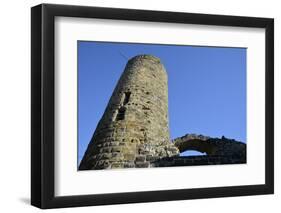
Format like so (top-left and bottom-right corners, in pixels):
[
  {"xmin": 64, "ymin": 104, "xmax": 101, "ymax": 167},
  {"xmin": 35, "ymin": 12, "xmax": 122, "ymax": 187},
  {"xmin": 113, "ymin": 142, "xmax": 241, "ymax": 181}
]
[
  {"xmin": 135, "ymin": 155, "xmax": 146, "ymax": 162},
  {"xmin": 111, "ymin": 162, "xmax": 124, "ymax": 169},
  {"xmin": 124, "ymin": 162, "xmax": 135, "ymax": 168},
  {"xmin": 123, "ymin": 153, "xmax": 135, "ymax": 161},
  {"xmin": 135, "ymin": 161, "xmax": 150, "ymax": 168}
]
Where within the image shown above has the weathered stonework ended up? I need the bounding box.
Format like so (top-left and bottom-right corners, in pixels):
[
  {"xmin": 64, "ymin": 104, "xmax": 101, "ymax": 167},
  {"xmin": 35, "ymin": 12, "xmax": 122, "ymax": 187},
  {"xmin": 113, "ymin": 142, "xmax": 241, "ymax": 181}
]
[
  {"xmin": 166, "ymin": 134, "xmax": 246, "ymax": 167},
  {"xmin": 79, "ymin": 55, "xmax": 179, "ymax": 170},
  {"xmin": 172, "ymin": 134, "xmax": 246, "ymax": 158},
  {"xmin": 79, "ymin": 55, "xmax": 246, "ymax": 170}
]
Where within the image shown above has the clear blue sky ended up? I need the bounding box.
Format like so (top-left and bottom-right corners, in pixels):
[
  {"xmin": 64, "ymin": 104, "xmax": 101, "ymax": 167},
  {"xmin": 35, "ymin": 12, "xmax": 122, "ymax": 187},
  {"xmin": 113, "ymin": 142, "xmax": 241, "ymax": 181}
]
[{"xmin": 78, "ymin": 41, "xmax": 246, "ymax": 164}]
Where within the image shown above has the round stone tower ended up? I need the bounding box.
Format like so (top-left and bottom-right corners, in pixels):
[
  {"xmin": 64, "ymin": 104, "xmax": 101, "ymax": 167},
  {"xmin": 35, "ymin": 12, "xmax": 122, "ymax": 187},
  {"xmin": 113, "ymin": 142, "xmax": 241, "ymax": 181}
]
[{"xmin": 79, "ymin": 55, "xmax": 179, "ymax": 170}]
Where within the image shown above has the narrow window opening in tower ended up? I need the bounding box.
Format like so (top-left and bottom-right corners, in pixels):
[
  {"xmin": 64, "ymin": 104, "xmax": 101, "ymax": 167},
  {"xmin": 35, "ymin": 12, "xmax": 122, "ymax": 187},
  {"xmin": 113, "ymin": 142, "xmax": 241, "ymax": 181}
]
[
  {"xmin": 123, "ymin": 92, "xmax": 131, "ymax": 105},
  {"xmin": 112, "ymin": 110, "xmax": 118, "ymax": 121},
  {"xmin": 116, "ymin": 107, "xmax": 126, "ymax": 121}
]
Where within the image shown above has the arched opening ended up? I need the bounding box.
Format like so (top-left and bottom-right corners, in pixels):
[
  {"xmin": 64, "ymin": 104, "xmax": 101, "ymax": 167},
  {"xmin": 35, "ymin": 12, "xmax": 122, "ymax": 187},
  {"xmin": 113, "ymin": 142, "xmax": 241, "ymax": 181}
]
[
  {"xmin": 123, "ymin": 92, "xmax": 131, "ymax": 105},
  {"xmin": 174, "ymin": 139, "xmax": 217, "ymax": 155},
  {"xmin": 115, "ymin": 107, "xmax": 126, "ymax": 121},
  {"xmin": 180, "ymin": 150, "xmax": 207, "ymax": 157}
]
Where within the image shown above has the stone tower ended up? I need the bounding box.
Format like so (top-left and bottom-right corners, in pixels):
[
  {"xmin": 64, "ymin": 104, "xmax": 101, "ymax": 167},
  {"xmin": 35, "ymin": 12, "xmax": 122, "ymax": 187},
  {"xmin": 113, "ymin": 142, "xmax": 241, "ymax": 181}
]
[{"xmin": 79, "ymin": 55, "xmax": 179, "ymax": 170}]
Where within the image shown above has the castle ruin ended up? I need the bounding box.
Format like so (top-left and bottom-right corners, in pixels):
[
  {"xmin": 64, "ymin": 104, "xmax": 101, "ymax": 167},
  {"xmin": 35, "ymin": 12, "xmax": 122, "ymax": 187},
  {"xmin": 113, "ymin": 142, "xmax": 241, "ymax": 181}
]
[{"xmin": 79, "ymin": 55, "xmax": 246, "ymax": 170}]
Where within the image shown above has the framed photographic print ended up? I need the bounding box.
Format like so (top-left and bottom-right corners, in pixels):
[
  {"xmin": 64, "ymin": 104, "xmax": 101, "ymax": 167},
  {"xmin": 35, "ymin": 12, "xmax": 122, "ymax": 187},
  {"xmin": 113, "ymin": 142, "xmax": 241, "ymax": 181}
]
[{"xmin": 31, "ymin": 3, "xmax": 274, "ymax": 209}]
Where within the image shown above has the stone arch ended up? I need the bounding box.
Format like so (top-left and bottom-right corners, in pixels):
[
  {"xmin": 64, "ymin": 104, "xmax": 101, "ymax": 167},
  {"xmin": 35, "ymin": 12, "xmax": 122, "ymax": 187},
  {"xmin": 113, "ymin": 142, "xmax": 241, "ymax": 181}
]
[
  {"xmin": 172, "ymin": 134, "xmax": 246, "ymax": 157},
  {"xmin": 175, "ymin": 139, "xmax": 218, "ymax": 155}
]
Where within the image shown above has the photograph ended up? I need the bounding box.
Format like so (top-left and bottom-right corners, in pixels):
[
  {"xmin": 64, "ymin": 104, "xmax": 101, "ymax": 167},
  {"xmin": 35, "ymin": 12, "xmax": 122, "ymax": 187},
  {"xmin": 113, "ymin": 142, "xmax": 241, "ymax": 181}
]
[
  {"xmin": 78, "ymin": 41, "xmax": 247, "ymax": 170},
  {"xmin": 30, "ymin": 3, "xmax": 274, "ymax": 208}
]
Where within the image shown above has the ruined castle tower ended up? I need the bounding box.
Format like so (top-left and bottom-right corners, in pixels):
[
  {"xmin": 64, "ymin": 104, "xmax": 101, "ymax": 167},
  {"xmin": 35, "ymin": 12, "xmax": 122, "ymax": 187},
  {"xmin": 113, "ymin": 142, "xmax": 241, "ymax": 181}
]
[{"xmin": 79, "ymin": 55, "xmax": 179, "ymax": 170}]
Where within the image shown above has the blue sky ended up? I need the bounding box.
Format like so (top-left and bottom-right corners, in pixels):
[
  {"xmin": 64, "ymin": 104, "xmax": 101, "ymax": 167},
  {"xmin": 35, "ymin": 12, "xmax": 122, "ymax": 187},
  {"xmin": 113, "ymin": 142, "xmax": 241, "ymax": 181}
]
[{"xmin": 78, "ymin": 41, "xmax": 246, "ymax": 164}]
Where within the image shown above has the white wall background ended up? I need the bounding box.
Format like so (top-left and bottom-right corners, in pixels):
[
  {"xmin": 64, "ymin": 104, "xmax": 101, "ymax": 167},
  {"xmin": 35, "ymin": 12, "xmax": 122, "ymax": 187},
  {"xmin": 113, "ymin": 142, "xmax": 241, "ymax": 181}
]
[{"xmin": 0, "ymin": 0, "xmax": 279, "ymax": 212}]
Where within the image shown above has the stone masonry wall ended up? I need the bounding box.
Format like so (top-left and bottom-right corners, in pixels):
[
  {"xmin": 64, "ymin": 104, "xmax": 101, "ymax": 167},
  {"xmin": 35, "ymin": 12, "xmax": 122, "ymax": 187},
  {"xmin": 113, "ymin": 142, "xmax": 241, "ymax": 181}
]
[
  {"xmin": 149, "ymin": 134, "xmax": 246, "ymax": 167},
  {"xmin": 172, "ymin": 133, "xmax": 246, "ymax": 158},
  {"xmin": 79, "ymin": 55, "xmax": 179, "ymax": 170},
  {"xmin": 153, "ymin": 155, "xmax": 246, "ymax": 167}
]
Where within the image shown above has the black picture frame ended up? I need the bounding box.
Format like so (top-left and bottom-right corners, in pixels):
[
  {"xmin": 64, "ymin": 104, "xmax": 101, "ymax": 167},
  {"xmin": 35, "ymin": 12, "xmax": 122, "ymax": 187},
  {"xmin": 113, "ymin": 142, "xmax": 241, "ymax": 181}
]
[{"xmin": 31, "ymin": 3, "xmax": 274, "ymax": 209}]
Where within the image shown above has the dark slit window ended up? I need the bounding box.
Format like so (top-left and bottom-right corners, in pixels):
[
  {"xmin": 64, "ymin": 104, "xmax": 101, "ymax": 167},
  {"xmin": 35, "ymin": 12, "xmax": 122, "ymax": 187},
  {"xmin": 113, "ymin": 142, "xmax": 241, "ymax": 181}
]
[
  {"xmin": 116, "ymin": 107, "xmax": 126, "ymax": 121},
  {"xmin": 123, "ymin": 92, "xmax": 131, "ymax": 105}
]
